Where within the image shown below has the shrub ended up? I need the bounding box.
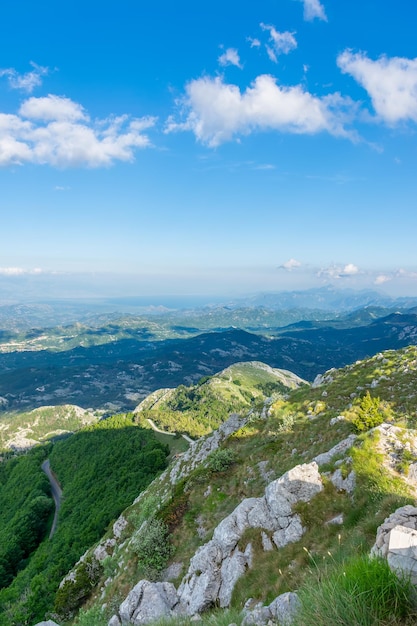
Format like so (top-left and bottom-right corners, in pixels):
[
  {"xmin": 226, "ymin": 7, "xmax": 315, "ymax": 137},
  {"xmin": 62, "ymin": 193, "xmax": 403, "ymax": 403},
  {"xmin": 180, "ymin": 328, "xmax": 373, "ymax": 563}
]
[
  {"xmin": 131, "ymin": 518, "xmax": 172, "ymax": 579},
  {"xmin": 54, "ymin": 558, "xmax": 102, "ymax": 620},
  {"xmin": 206, "ymin": 448, "xmax": 237, "ymax": 473},
  {"xmin": 352, "ymin": 391, "xmax": 385, "ymax": 432}
]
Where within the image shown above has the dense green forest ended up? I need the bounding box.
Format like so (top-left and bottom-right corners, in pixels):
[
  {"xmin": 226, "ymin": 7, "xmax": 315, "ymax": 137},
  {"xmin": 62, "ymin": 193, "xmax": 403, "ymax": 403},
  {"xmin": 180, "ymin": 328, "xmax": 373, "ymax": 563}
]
[
  {"xmin": 0, "ymin": 446, "xmax": 52, "ymax": 590},
  {"xmin": 0, "ymin": 415, "xmax": 169, "ymax": 625}
]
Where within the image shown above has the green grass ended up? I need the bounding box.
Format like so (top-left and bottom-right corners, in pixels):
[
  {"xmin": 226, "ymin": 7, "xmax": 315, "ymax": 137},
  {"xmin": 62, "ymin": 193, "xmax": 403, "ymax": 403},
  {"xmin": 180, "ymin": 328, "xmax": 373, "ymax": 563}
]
[{"xmin": 296, "ymin": 555, "xmax": 417, "ymax": 626}]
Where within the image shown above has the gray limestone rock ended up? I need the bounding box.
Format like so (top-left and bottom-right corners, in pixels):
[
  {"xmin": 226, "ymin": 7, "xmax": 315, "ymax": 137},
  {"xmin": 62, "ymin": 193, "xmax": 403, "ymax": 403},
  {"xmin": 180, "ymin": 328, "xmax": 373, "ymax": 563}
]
[
  {"xmin": 178, "ymin": 541, "xmax": 223, "ymax": 614},
  {"xmin": 331, "ymin": 469, "xmax": 356, "ymax": 494},
  {"xmin": 118, "ymin": 580, "xmax": 181, "ymax": 625},
  {"xmin": 269, "ymin": 592, "xmax": 300, "ymax": 625},
  {"xmin": 272, "ymin": 515, "xmax": 304, "ymax": 548},
  {"xmin": 242, "ymin": 592, "xmax": 300, "ymax": 626},
  {"xmin": 177, "ymin": 463, "xmax": 322, "ymax": 614},
  {"xmin": 313, "ymin": 435, "xmax": 357, "ymax": 466},
  {"xmin": 261, "ymin": 532, "xmax": 274, "ymax": 551},
  {"xmin": 387, "ymin": 525, "xmax": 417, "ymax": 584},
  {"xmin": 113, "ymin": 515, "xmax": 128, "ymax": 539},
  {"xmin": 218, "ymin": 545, "xmax": 252, "ymax": 607},
  {"xmin": 371, "ymin": 505, "xmax": 417, "ymax": 559}
]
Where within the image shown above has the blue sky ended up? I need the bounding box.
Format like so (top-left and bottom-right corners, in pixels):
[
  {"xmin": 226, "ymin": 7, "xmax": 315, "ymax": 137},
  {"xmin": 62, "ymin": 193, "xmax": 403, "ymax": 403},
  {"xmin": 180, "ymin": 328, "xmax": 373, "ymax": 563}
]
[{"xmin": 1, "ymin": 0, "xmax": 417, "ymax": 300}]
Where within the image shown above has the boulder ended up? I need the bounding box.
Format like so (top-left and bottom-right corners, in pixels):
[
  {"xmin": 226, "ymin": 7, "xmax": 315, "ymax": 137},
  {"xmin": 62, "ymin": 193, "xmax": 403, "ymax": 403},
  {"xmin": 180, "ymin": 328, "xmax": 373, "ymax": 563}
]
[
  {"xmin": 242, "ymin": 592, "xmax": 300, "ymax": 626},
  {"xmin": 118, "ymin": 580, "xmax": 181, "ymax": 625},
  {"xmin": 387, "ymin": 525, "xmax": 417, "ymax": 584}
]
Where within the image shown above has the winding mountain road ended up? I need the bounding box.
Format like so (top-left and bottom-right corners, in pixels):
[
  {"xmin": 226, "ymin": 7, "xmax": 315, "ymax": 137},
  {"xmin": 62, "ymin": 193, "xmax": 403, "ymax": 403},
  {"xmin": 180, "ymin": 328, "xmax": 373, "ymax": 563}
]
[
  {"xmin": 146, "ymin": 418, "xmax": 194, "ymax": 444},
  {"xmin": 41, "ymin": 459, "xmax": 62, "ymax": 538}
]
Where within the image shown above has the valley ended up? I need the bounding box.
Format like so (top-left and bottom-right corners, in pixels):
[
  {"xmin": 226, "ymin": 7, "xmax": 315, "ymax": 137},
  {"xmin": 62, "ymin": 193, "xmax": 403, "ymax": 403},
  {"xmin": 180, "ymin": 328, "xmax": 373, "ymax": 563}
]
[{"xmin": 1, "ymin": 291, "xmax": 417, "ymax": 625}]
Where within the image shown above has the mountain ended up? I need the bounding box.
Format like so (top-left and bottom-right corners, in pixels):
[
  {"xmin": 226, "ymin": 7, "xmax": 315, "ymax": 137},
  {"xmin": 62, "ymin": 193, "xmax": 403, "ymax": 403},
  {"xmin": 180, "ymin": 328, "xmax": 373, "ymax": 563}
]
[
  {"xmin": 134, "ymin": 361, "xmax": 305, "ymax": 437},
  {"xmin": 244, "ymin": 286, "xmax": 417, "ymax": 311},
  {"xmin": 1, "ymin": 311, "xmax": 417, "ymax": 415},
  {"xmin": 2, "ymin": 350, "xmax": 417, "ymax": 624}
]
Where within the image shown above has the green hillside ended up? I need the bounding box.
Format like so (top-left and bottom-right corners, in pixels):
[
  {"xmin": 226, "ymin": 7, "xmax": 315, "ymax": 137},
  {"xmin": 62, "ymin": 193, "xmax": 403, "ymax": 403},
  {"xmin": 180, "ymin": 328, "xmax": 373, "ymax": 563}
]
[
  {"xmin": 134, "ymin": 361, "xmax": 305, "ymax": 436},
  {"xmin": 0, "ymin": 416, "xmax": 170, "ymax": 625},
  {"xmin": 0, "ymin": 404, "xmax": 101, "ymax": 451},
  {"xmin": 59, "ymin": 347, "xmax": 417, "ymax": 626},
  {"xmin": 2, "ymin": 350, "xmax": 417, "ymax": 625}
]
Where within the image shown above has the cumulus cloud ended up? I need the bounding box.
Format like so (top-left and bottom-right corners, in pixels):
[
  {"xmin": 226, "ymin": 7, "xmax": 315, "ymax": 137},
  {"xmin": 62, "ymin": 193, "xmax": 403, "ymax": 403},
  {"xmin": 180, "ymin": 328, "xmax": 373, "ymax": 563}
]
[
  {"xmin": 166, "ymin": 74, "xmax": 355, "ymax": 146},
  {"xmin": 247, "ymin": 37, "xmax": 261, "ymax": 48},
  {"xmin": 337, "ymin": 51, "xmax": 417, "ymax": 124},
  {"xmin": 0, "ymin": 62, "xmax": 49, "ymax": 93},
  {"xmin": 296, "ymin": 0, "xmax": 328, "ymax": 22},
  {"xmin": 375, "ymin": 274, "xmax": 391, "ymax": 285},
  {"xmin": 318, "ymin": 263, "xmax": 360, "ymax": 279},
  {"xmin": 280, "ymin": 258, "xmax": 302, "ymax": 271},
  {"xmin": 20, "ymin": 94, "xmax": 87, "ymax": 122},
  {"xmin": 260, "ymin": 24, "xmax": 297, "ymax": 63},
  {"xmin": 218, "ymin": 48, "xmax": 242, "ymax": 69},
  {"xmin": 0, "ymin": 94, "xmax": 156, "ymax": 168}
]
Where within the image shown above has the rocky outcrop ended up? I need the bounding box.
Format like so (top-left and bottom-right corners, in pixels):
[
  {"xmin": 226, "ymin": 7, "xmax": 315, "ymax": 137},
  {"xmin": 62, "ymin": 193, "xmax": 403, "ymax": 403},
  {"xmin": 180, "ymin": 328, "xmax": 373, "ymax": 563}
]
[
  {"xmin": 118, "ymin": 581, "xmax": 183, "ymax": 625},
  {"xmin": 242, "ymin": 592, "xmax": 300, "ymax": 626},
  {"xmin": 178, "ymin": 462, "xmax": 322, "ymax": 614},
  {"xmin": 110, "ymin": 462, "xmax": 323, "ymax": 624},
  {"xmin": 371, "ymin": 505, "xmax": 417, "ymax": 583},
  {"xmin": 313, "ymin": 434, "xmax": 357, "ymax": 466},
  {"xmin": 168, "ymin": 413, "xmax": 249, "ymax": 485}
]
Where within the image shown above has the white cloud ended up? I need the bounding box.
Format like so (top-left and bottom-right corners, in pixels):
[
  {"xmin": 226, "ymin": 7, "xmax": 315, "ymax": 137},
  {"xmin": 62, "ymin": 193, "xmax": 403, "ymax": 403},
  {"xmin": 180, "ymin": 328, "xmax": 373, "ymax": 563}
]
[
  {"xmin": 0, "ymin": 267, "xmax": 43, "ymax": 276},
  {"xmin": 0, "ymin": 62, "xmax": 49, "ymax": 93},
  {"xmin": 375, "ymin": 274, "xmax": 391, "ymax": 285},
  {"xmin": 218, "ymin": 48, "xmax": 242, "ymax": 69},
  {"xmin": 0, "ymin": 95, "xmax": 156, "ymax": 168},
  {"xmin": 337, "ymin": 51, "xmax": 417, "ymax": 124},
  {"xmin": 342, "ymin": 263, "xmax": 359, "ymax": 276},
  {"xmin": 397, "ymin": 268, "xmax": 417, "ymax": 280},
  {"xmin": 318, "ymin": 263, "xmax": 360, "ymax": 279},
  {"xmin": 260, "ymin": 24, "xmax": 297, "ymax": 63},
  {"xmin": 166, "ymin": 74, "xmax": 355, "ymax": 146},
  {"xmin": 20, "ymin": 94, "xmax": 87, "ymax": 122},
  {"xmin": 247, "ymin": 37, "xmax": 261, "ymax": 48},
  {"xmin": 297, "ymin": 0, "xmax": 327, "ymax": 22},
  {"xmin": 374, "ymin": 269, "xmax": 417, "ymax": 286},
  {"xmin": 281, "ymin": 258, "xmax": 302, "ymax": 271}
]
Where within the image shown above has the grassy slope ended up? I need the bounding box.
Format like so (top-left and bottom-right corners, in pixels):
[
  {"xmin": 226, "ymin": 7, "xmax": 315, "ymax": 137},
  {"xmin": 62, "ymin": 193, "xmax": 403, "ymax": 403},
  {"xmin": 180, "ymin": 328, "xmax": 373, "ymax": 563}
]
[
  {"xmin": 69, "ymin": 346, "xmax": 417, "ymax": 626},
  {"xmin": 134, "ymin": 361, "xmax": 305, "ymax": 437},
  {"xmin": 0, "ymin": 404, "xmax": 101, "ymax": 451}
]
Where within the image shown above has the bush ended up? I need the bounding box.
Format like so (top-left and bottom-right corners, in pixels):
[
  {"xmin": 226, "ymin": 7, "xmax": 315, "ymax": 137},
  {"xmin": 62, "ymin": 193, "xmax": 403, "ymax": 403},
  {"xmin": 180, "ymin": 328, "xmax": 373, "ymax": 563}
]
[
  {"xmin": 352, "ymin": 392, "xmax": 385, "ymax": 432},
  {"xmin": 297, "ymin": 555, "xmax": 417, "ymax": 625},
  {"xmin": 54, "ymin": 558, "xmax": 102, "ymax": 620},
  {"xmin": 131, "ymin": 518, "xmax": 172, "ymax": 579},
  {"xmin": 206, "ymin": 448, "xmax": 237, "ymax": 473}
]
